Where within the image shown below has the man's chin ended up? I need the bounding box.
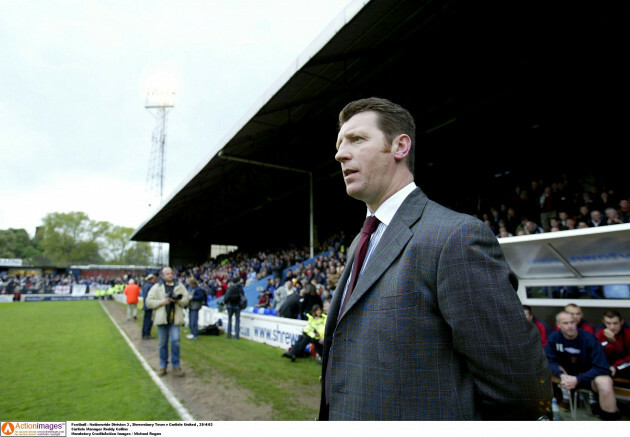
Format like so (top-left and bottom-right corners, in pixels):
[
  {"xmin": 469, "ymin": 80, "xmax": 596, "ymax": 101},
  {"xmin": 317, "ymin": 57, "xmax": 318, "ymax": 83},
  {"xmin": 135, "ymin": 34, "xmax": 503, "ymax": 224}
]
[
  {"xmin": 346, "ymin": 188, "xmax": 364, "ymax": 202},
  {"xmin": 345, "ymin": 183, "xmax": 364, "ymax": 199}
]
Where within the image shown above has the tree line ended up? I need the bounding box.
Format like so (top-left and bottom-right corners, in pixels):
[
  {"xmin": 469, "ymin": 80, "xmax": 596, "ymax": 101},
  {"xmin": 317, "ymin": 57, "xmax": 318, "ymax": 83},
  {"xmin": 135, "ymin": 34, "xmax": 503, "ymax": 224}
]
[{"xmin": 0, "ymin": 212, "xmax": 153, "ymax": 267}]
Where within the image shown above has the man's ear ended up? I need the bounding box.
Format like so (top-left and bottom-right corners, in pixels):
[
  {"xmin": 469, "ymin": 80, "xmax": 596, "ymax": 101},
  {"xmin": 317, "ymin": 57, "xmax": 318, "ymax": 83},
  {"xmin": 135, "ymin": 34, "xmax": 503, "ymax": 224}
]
[{"xmin": 392, "ymin": 134, "xmax": 411, "ymax": 162}]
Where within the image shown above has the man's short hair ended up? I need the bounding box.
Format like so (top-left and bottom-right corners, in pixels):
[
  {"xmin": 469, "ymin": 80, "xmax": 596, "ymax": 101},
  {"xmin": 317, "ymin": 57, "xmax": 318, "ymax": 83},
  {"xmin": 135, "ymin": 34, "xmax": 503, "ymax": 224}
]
[
  {"xmin": 338, "ymin": 97, "xmax": 416, "ymax": 174},
  {"xmin": 602, "ymin": 309, "xmax": 622, "ymax": 320},
  {"xmin": 556, "ymin": 310, "xmax": 572, "ymax": 323}
]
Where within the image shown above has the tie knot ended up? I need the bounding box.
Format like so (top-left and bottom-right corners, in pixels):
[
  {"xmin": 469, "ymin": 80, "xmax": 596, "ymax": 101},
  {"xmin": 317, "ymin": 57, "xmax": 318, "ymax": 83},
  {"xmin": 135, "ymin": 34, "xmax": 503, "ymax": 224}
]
[{"xmin": 362, "ymin": 215, "xmax": 380, "ymax": 235}]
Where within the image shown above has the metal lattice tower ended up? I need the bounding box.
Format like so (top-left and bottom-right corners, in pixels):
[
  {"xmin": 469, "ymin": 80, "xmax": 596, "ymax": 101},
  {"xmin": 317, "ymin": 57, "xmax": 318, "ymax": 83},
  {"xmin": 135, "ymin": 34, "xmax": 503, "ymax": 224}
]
[{"xmin": 145, "ymin": 89, "xmax": 175, "ymax": 265}]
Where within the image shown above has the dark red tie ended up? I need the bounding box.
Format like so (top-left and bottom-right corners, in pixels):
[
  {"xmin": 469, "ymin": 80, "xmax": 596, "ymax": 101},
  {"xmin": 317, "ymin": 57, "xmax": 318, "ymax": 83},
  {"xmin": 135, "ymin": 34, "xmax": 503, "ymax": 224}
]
[
  {"xmin": 325, "ymin": 215, "xmax": 380, "ymax": 405},
  {"xmin": 338, "ymin": 215, "xmax": 381, "ymax": 316}
]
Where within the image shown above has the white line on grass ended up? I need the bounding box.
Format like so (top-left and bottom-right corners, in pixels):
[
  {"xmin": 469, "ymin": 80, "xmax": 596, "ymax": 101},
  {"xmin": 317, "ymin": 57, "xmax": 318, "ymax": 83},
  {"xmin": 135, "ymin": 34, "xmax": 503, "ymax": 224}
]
[{"xmin": 99, "ymin": 301, "xmax": 195, "ymax": 421}]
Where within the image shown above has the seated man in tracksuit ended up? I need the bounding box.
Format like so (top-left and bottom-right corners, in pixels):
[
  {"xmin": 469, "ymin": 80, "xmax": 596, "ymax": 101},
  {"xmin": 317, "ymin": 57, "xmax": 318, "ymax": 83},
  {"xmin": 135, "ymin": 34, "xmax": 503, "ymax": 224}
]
[
  {"xmin": 596, "ymin": 309, "xmax": 630, "ymax": 384},
  {"xmin": 545, "ymin": 310, "xmax": 619, "ymax": 420},
  {"xmin": 524, "ymin": 305, "xmax": 551, "ymax": 347}
]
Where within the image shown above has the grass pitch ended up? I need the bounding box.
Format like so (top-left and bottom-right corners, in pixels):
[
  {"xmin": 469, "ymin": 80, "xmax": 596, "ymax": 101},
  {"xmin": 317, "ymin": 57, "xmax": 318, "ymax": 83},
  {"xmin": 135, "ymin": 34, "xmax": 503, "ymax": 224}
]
[
  {"xmin": 1, "ymin": 300, "xmax": 323, "ymax": 421},
  {"xmin": 0, "ymin": 301, "xmax": 180, "ymax": 421}
]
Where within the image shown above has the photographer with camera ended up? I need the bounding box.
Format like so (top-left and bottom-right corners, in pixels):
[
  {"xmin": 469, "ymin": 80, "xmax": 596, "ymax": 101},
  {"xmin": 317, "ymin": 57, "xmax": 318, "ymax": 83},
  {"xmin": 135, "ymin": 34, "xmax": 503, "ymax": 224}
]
[{"xmin": 146, "ymin": 266, "xmax": 190, "ymax": 377}]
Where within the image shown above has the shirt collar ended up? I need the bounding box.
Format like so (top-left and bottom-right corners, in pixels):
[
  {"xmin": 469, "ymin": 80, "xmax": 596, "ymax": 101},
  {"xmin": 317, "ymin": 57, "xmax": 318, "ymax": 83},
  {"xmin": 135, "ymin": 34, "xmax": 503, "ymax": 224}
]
[{"xmin": 367, "ymin": 182, "xmax": 417, "ymax": 226}]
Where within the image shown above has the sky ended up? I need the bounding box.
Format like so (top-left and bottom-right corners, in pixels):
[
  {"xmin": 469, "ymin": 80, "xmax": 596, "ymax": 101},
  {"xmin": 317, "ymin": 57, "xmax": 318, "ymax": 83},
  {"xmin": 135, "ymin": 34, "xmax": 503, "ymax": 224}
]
[{"xmin": 0, "ymin": 0, "xmax": 356, "ymax": 237}]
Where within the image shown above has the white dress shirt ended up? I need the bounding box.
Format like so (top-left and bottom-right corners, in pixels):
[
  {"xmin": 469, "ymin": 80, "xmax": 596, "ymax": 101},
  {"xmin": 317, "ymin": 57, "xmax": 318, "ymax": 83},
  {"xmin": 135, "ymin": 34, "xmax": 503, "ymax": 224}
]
[{"xmin": 339, "ymin": 182, "xmax": 417, "ymax": 304}]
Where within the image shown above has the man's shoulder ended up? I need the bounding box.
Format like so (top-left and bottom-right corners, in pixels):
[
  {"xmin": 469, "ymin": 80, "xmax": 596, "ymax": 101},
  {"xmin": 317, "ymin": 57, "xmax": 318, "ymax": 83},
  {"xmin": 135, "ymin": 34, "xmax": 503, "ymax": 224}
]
[
  {"xmin": 147, "ymin": 282, "xmax": 163, "ymax": 294},
  {"xmin": 575, "ymin": 329, "xmax": 601, "ymax": 349},
  {"xmin": 581, "ymin": 319, "xmax": 595, "ymax": 329},
  {"xmin": 407, "ymin": 191, "xmax": 483, "ymax": 230},
  {"xmin": 534, "ymin": 318, "xmax": 549, "ymax": 331},
  {"xmin": 547, "ymin": 330, "xmax": 564, "ymax": 344},
  {"xmin": 406, "ymin": 198, "xmax": 491, "ymax": 246}
]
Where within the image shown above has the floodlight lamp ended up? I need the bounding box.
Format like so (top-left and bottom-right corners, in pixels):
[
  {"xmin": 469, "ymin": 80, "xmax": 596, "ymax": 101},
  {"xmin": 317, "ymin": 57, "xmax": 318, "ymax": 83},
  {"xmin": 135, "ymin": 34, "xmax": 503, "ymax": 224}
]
[{"xmin": 145, "ymin": 89, "xmax": 175, "ymax": 108}]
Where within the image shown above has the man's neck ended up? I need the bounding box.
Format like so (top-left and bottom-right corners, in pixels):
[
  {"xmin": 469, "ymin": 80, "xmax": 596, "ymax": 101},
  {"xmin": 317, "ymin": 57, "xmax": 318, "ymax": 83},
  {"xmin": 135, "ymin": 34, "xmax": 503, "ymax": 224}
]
[
  {"xmin": 366, "ymin": 172, "xmax": 414, "ymax": 213},
  {"xmin": 367, "ymin": 181, "xmax": 416, "ymax": 224}
]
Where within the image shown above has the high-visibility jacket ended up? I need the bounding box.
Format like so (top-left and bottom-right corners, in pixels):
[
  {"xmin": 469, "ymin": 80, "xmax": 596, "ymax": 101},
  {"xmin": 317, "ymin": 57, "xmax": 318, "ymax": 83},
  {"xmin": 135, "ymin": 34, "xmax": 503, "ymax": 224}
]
[{"xmin": 303, "ymin": 313, "xmax": 327, "ymax": 340}]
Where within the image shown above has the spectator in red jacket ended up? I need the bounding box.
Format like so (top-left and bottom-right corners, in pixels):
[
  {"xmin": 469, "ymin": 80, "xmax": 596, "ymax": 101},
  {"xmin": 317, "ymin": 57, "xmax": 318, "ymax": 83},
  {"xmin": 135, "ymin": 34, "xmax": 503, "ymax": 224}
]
[
  {"xmin": 255, "ymin": 289, "xmax": 271, "ymax": 308},
  {"xmin": 596, "ymin": 309, "xmax": 630, "ymax": 382},
  {"xmin": 524, "ymin": 305, "xmax": 550, "ymax": 347}
]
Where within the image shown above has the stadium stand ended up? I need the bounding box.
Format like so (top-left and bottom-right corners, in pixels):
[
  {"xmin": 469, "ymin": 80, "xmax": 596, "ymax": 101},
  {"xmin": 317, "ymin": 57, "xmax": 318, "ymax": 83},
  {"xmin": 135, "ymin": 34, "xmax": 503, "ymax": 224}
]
[{"xmin": 3, "ymin": 174, "xmax": 629, "ymax": 304}]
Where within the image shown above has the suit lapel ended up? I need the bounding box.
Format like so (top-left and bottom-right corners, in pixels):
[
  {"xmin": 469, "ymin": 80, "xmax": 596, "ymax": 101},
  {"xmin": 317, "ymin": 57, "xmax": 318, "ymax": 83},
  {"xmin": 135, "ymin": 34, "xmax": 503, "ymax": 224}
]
[{"xmin": 339, "ymin": 188, "xmax": 428, "ymax": 320}]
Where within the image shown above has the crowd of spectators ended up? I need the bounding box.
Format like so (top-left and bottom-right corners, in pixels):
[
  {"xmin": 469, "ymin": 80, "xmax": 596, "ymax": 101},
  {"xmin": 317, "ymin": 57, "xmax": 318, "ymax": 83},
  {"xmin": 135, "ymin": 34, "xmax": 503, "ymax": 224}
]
[
  {"xmin": 0, "ymin": 272, "xmax": 75, "ymax": 294},
  {"xmin": 164, "ymin": 232, "xmax": 348, "ymax": 319},
  {"xmin": 3, "ymin": 173, "xmax": 629, "ymax": 304},
  {"xmin": 476, "ymin": 176, "xmax": 629, "ymax": 238}
]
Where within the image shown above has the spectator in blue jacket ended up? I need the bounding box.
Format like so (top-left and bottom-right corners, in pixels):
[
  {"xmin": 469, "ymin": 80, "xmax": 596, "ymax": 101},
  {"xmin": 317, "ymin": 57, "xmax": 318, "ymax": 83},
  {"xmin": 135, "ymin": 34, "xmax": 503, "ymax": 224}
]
[
  {"xmin": 186, "ymin": 277, "xmax": 206, "ymax": 340},
  {"xmin": 545, "ymin": 310, "xmax": 619, "ymax": 420},
  {"xmin": 141, "ymin": 274, "xmax": 158, "ymax": 339}
]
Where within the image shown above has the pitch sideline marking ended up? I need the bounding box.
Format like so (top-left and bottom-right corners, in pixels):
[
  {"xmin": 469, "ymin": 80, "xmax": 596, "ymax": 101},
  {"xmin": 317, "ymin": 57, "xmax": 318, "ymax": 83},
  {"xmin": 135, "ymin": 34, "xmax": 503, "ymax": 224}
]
[{"xmin": 100, "ymin": 301, "xmax": 195, "ymax": 421}]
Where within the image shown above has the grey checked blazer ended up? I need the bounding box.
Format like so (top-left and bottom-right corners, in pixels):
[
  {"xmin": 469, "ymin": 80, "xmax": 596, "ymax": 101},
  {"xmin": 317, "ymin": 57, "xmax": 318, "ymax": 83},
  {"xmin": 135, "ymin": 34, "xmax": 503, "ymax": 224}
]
[{"xmin": 319, "ymin": 188, "xmax": 552, "ymax": 420}]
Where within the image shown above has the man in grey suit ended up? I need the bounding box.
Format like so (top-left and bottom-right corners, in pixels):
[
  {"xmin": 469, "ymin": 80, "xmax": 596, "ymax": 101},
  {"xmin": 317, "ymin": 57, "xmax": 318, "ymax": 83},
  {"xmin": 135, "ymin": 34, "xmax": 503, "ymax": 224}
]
[{"xmin": 319, "ymin": 97, "xmax": 552, "ymax": 420}]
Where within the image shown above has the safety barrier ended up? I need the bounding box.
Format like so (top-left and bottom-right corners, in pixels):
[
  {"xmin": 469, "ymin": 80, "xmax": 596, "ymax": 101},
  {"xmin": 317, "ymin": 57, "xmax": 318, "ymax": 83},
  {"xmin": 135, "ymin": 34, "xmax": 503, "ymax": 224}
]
[{"xmin": 113, "ymin": 294, "xmax": 307, "ymax": 349}]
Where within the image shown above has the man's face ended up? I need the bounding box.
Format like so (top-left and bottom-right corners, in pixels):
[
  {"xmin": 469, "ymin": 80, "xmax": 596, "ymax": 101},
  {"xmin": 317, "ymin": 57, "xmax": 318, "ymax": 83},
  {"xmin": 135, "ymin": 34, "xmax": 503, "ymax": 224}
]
[
  {"xmin": 161, "ymin": 267, "xmax": 174, "ymax": 283},
  {"xmin": 557, "ymin": 313, "xmax": 578, "ymax": 340},
  {"xmin": 524, "ymin": 309, "xmax": 533, "ymax": 322},
  {"xmin": 603, "ymin": 316, "xmax": 623, "ymax": 335},
  {"xmin": 565, "ymin": 306, "xmax": 583, "ymax": 324},
  {"xmin": 335, "ymin": 111, "xmax": 397, "ymax": 210}
]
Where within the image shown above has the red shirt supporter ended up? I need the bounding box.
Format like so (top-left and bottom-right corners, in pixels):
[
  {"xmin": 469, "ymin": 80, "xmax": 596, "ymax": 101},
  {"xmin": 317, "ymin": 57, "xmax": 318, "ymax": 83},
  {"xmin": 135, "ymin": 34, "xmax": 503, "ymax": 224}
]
[
  {"xmin": 595, "ymin": 310, "xmax": 630, "ymax": 378},
  {"xmin": 256, "ymin": 291, "xmax": 271, "ymax": 308},
  {"xmin": 213, "ymin": 277, "xmax": 227, "ymax": 298},
  {"xmin": 556, "ymin": 303, "xmax": 594, "ymax": 334},
  {"xmin": 523, "ymin": 306, "xmax": 550, "ymax": 347},
  {"xmin": 580, "ymin": 320, "xmax": 595, "ymax": 334},
  {"xmin": 534, "ymin": 319, "xmax": 549, "ymax": 347}
]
